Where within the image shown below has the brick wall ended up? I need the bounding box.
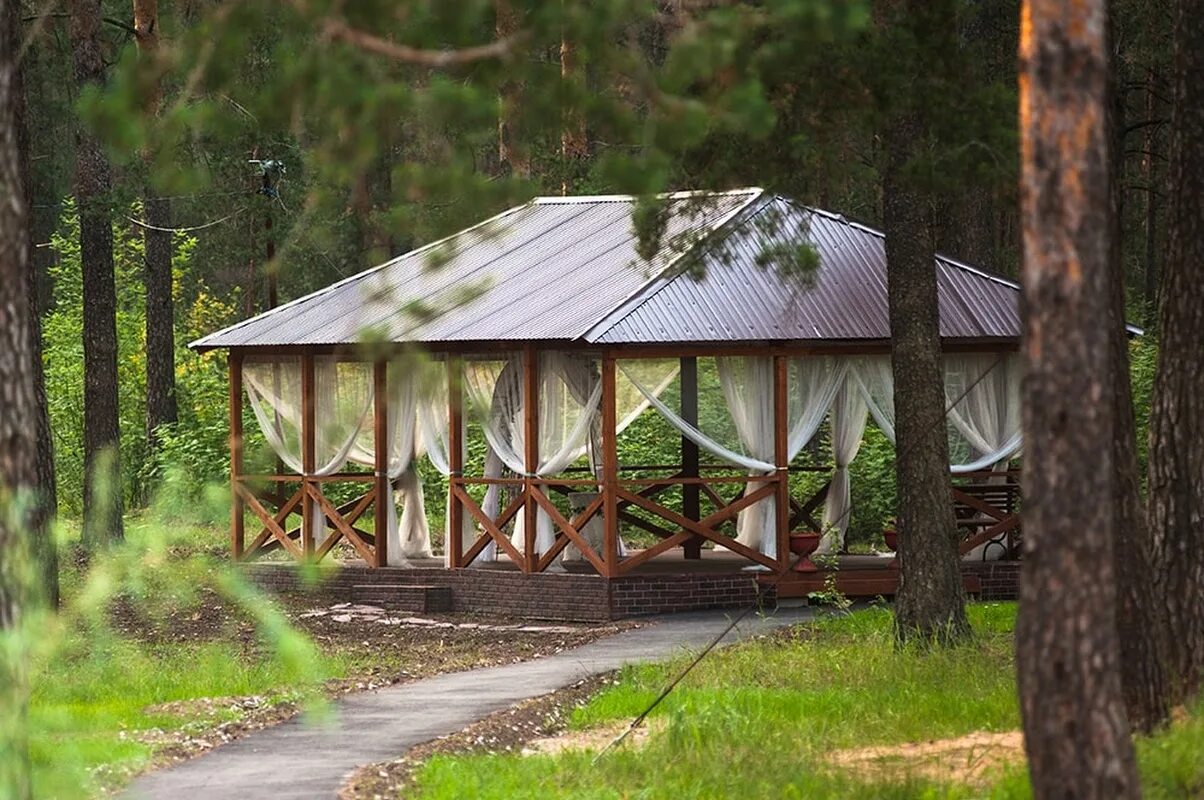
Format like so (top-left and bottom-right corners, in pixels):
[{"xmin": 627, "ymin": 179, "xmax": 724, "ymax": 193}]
[
  {"xmin": 960, "ymin": 560, "xmax": 1021, "ymax": 601},
  {"xmin": 242, "ymin": 564, "xmax": 775, "ymax": 622}
]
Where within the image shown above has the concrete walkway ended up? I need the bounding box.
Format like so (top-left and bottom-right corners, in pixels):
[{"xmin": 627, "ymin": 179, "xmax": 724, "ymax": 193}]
[{"xmin": 125, "ymin": 607, "xmax": 812, "ymax": 800}]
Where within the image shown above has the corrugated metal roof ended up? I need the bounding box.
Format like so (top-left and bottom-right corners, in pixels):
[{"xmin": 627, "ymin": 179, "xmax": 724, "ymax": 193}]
[{"xmin": 191, "ymin": 189, "xmax": 1024, "ymax": 350}]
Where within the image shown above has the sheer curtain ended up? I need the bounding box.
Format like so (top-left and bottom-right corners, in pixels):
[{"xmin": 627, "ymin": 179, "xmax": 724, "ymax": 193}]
[
  {"xmin": 819, "ymin": 376, "xmax": 869, "ymax": 554},
  {"xmin": 418, "ymin": 363, "xmax": 478, "ymax": 567},
  {"xmin": 243, "ymin": 357, "xmax": 373, "ymax": 548},
  {"xmin": 623, "ymin": 356, "xmax": 844, "ymax": 558}
]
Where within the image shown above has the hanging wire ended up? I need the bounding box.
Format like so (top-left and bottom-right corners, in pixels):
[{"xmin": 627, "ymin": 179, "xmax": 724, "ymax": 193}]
[
  {"xmin": 125, "ymin": 206, "xmax": 249, "ymax": 233},
  {"xmin": 593, "ymin": 352, "xmax": 1009, "ymax": 761}
]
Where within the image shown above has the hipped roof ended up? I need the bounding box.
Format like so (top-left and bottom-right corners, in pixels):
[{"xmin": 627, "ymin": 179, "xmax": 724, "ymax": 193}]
[{"xmin": 191, "ymin": 188, "xmax": 1023, "ymax": 351}]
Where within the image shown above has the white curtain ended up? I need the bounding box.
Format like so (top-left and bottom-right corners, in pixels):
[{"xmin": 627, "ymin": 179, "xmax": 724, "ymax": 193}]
[
  {"xmin": 243, "ymin": 357, "xmax": 373, "ymax": 549},
  {"xmin": 851, "ymin": 353, "xmax": 1022, "ymax": 472},
  {"xmin": 819, "ymin": 376, "xmax": 869, "ymax": 554},
  {"xmin": 418, "ymin": 361, "xmax": 478, "ymax": 566},
  {"xmin": 623, "ymin": 356, "xmax": 845, "ymax": 559}
]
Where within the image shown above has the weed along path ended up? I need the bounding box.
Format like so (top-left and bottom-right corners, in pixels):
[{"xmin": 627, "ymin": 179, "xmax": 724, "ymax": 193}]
[{"xmin": 125, "ymin": 608, "xmax": 813, "ymax": 800}]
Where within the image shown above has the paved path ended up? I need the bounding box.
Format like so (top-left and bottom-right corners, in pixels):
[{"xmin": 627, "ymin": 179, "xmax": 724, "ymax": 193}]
[{"xmin": 125, "ymin": 607, "xmax": 812, "ymax": 799}]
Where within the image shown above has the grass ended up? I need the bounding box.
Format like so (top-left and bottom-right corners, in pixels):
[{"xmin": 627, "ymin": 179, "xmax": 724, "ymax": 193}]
[{"xmin": 408, "ymin": 603, "xmax": 1204, "ymax": 800}]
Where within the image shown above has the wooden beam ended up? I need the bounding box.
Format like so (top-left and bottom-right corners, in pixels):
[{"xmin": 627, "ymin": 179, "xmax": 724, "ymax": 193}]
[
  {"xmin": 300, "ymin": 354, "xmax": 316, "ymax": 560},
  {"xmin": 680, "ymin": 355, "xmax": 702, "ymax": 559},
  {"xmin": 523, "ymin": 345, "xmax": 539, "ymax": 572},
  {"xmin": 601, "ymin": 351, "xmax": 619, "ymax": 578},
  {"xmin": 774, "ymin": 354, "xmax": 790, "ymax": 571},
  {"xmin": 373, "ymin": 360, "xmax": 389, "ymax": 568},
  {"xmin": 229, "ymin": 351, "xmax": 245, "ymax": 559},
  {"xmin": 448, "ymin": 357, "xmax": 464, "ymax": 568}
]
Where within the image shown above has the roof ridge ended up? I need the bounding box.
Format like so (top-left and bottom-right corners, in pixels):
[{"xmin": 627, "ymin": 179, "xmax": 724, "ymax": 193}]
[
  {"xmin": 578, "ymin": 189, "xmax": 769, "ymax": 343},
  {"xmin": 532, "ymin": 187, "xmax": 763, "ymax": 205},
  {"xmin": 189, "ymin": 198, "xmax": 537, "ymax": 350}
]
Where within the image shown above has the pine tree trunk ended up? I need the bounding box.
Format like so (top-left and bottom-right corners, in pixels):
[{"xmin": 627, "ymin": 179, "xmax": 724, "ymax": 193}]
[
  {"xmin": 1147, "ymin": 0, "xmax": 1204, "ymax": 703},
  {"xmin": 134, "ymin": 0, "xmax": 177, "ymax": 460},
  {"xmin": 14, "ymin": 25, "xmax": 58, "ymax": 609},
  {"xmin": 496, "ymin": 0, "xmax": 528, "ymax": 178},
  {"xmin": 1016, "ymin": 2, "xmax": 1140, "ymax": 795},
  {"xmin": 70, "ymin": 0, "xmax": 124, "ymax": 547},
  {"xmin": 883, "ymin": 107, "xmax": 970, "ymax": 646},
  {"xmin": 1106, "ymin": 15, "xmax": 1169, "ymax": 732},
  {"xmin": 0, "ymin": 1, "xmax": 40, "ymax": 793}
]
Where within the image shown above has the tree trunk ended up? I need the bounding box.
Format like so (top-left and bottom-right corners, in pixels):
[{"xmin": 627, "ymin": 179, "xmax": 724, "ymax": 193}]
[
  {"xmin": 496, "ymin": 0, "xmax": 529, "ymax": 178},
  {"xmin": 1015, "ymin": 1, "xmax": 1140, "ymax": 796},
  {"xmin": 1142, "ymin": 78, "xmax": 1161, "ymax": 329},
  {"xmin": 14, "ymin": 20, "xmax": 58, "ymax": 609},
  {"xmin": 883, "ymin": 105, "xmax": 970, "ymax": 646},
  {"xmin": 0, "ymin": 0, "xmax": 41, "ymax": 793},
  {"xmin": 1106, "ymin": 11, "xmax": 1169, "ymax": 732},
  {"xmin": 560, "ymin": 32, "xmax": 587, "ymax": 195},
  {"xmin": 70, "ymin": 0, "xmax": 124, "ymax": 547},
  {"xmin": 134, "ymin": 0, "xmax": 177, "ymax": 462},
  {"xmin": 875, "ymin": 0, "xmax": 970, "ymax": 646},
  {"xmin": 1147, "ymin": 0, "xmax": 1204, "ymax": 703}
]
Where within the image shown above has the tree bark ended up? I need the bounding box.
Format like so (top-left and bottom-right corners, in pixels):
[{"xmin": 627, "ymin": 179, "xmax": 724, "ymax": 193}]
[
  {"xmin": 1015, "ymin": 1, "xmax": 1141, "ymax": 796},
  {"xmin": 1106, "ymin": 9, "xmax": 1170, "ymax": 733},
  {"xmin": 134, "ymin": 0, "xmax": 178, "ymax": 461},
  {"xmin": 70, "ymin": 0, "xmax": 124, "ymax": 547},
  {"xmin": 496, "ymin": 0, "xmax": 529, "ymax": 178},
  {"xmin": 878, "ymin": 0, "xmax": 970, "ymax": 646},
  {"xmin": 1147, "ymin": 0, "xmax": 1204, "ymax": 704},
  {"xmin": 14, "ymin": 21, "xmax": 58, "ymax": 609},
  {"xmin": 0, "ymin": 0, "xmax": 41, "ymax": 793},
  {"xmin": 883, "ymin": 107, "xmax": 970, "ymax": 646}
]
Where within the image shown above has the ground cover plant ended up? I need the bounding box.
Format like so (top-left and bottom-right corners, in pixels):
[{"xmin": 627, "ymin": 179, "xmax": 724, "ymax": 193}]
[{"xmin": 407, "ymin": 603, "xmax": 1204, "ymax": 799}]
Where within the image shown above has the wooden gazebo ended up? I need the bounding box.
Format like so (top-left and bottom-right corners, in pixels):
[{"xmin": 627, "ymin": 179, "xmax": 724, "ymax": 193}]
[{"xmin": 193, "ymin": 189, "xmax": 1024, "ymax": 612}]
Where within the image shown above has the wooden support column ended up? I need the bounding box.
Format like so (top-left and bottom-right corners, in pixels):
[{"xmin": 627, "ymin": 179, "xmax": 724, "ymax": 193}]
[
  {"xmin": 522, "ymin": 344, "xmax": 539, "ymax": 572},
  {"xmin": 447, "ymin": 357, "xmax": 464, "ymax": 569},
  {"xmin": 601, "ymin": 351, "xmax": 620, "ymax": 578},
  {"xmin": 773, "ymin": 354, "xmax": 790, "ymax": 571},
  {"xmin": 301, "ymin": 354, "xmax": 316, "ymax": 560},
  {"xmin": 680, "ymin": 356, "xmax": 702, "ymax": 559},
  {"xmin": 229, "ymin": 351, "xmax": 245, "ymax": 559},
  {"xmin": 373, "ymin": 360, "xmax": 389, "ymax": 568}
]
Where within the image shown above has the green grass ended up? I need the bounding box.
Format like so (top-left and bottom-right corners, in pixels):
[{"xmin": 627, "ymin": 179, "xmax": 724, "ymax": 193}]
[{"xmin": 409, "ymin": 603, "xmax": 1204, "ymax": 800}]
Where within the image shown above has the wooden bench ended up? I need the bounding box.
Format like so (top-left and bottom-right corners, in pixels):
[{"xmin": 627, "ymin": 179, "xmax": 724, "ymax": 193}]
[{"xmin": 951, "ymin": 471, "xmax": 1021, "ymax": 560}]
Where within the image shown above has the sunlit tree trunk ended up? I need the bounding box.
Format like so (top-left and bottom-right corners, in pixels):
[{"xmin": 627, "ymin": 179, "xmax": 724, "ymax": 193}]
[
  {"xmin": 1016, "ymin": 1, "xmax": 1140, "ymax": 795},
  {"xmin": 496, "ymin": 0, "xmax": 529, "ymax": 178},
  {"xmin": 70, "ymin": 0, "xmax": 124, "ymax": 547},
  {"xmin": 1147, "ymin": 0, "xmax": 1204, "ymax": 704}
]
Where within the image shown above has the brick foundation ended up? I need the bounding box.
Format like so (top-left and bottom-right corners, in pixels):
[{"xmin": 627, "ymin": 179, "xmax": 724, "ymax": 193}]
[{"xmin": 960, "ymin": 560, "xmax": 1021, "ymax": 601}]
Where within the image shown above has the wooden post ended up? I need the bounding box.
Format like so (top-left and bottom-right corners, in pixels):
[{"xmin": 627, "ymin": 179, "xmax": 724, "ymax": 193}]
[
  {"xmin": 523, "ymin": 344, "xmax": 539, "ymax": 572},
  {"xmin": 447, "ymin": 357, "xmax": 464, "ymax": 569},
  {"xmin": 301, "ymin": 354, "xmax": 316, "ymax": 560},
  {"xmin": 373, "ymin": 360, "xmax": 389, "ymax": 568},
  {"xmin": 774, "ymin": 354, "xmax": 790, "ymax": 571},
  {"xmin": 680, "ymin": 356, "xmax": 702, "ymax": 559},
  {"xmin": 601, "ymin": 352, "xmax": 619, "ymax": 578},
  {"xmin": 229, "ymin": 351, "xmax": 245, "ymax": 559}
]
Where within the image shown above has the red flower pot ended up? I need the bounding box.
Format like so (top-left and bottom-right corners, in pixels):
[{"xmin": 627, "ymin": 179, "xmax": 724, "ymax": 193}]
[
  {"xmin": 883, "ymin": 529, "xmax": 898, "ymax": 552},
  {"xmin": 789, "ymin": 532, "xmax": 822, "ymax": 572}
]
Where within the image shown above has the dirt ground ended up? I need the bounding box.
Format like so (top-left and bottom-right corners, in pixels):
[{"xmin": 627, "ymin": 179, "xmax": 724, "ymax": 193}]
[
  {"xmin": 825, "ymin": 731, "xmax": 1026, "ymax": 786},
  {"xmin": 111, "ymin": 589, "xmax": 632, "ymax": 771},
  {"xmin": 340, "ymin": 673, "xmax": 620, "ymax": 800}
]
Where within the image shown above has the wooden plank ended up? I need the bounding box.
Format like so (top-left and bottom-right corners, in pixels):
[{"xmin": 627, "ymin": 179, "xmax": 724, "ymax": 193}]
[
  {"xmin": 773, "ymin": 354, "xmax": 789, "ymax": 571},
  {"xmin": 310, "ymin": 484, "xmax": 376, "ymax": 563},
  {"xmin": 958, "ymin": 515, "xmax": 1021, "ymax": 555},
  {"xmin": 373, "ymin": 360, "xmax": 389, "ymax": 568},
  {"xmin": 301, "ymin": 354, "xmax": 316, "ymax": 559},
  {"xmin": 530, "ymin": 489, "xmax": 608, "ymax": 575},
  {"xmin": 680, "ymin": 355, "xmax": 701, "ymax": 559},
  {"xmin": 229, "ymin": 351, "xmax": 245, "ymax": 559},
  {"xmin": 243, "ymin": 485, "xmax": 304, "ymax": 556},
  {"xmin": 523, "ymin": 344, "xmax": 539, "ymax": 572},
  {"xmin": 448, "ymin": 357, "xmax": 464, "ymax": 568},
  {"xmin": 616, "ymin": 531, "xmax": 693, "ymax": 574},
  {"xmin": 238, "ymin": 484, "xmax": 303, "ymax": 558},
  {"xmin": 454, "ymin": 485, "xmax": 526, "ymax": 565},
  {"xmin": 601, "ymin": 352, "xmax": 619, "ymax": 578}
]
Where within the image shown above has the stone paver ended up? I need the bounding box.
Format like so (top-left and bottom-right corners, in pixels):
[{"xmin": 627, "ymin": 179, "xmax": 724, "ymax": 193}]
[{"xmin": 125, "ymin": 607, "xmax": 811, "ymax": 800}]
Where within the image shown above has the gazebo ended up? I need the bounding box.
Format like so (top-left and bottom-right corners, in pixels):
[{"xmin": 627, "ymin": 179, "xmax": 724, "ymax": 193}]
[{"xmin": 193, "ymin": 188, "xmax": 1024, "ymax": 615}]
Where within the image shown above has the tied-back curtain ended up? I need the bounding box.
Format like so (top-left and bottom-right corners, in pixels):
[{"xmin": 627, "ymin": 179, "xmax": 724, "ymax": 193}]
[
  {"xmin": 417, "ymin": 362, "xmax": 477, "ymax": 566},
  {"xmin": 464, "ymin": 353, "xmax": 604, "ymax": 560},
  {"xmin": 820, "ymin": 376, "xmax": 869, "ymax": 554},
  {"xmin": 624, "ymin": 356, "xmax": 845, "ymax": 558},
  {"xmin": 243, "ymin": 357, "xmax": 373, "ymax": 547},
  {"xmin": 852, "ymin": 353, "xmax": 1022, "ymax": 473}
]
